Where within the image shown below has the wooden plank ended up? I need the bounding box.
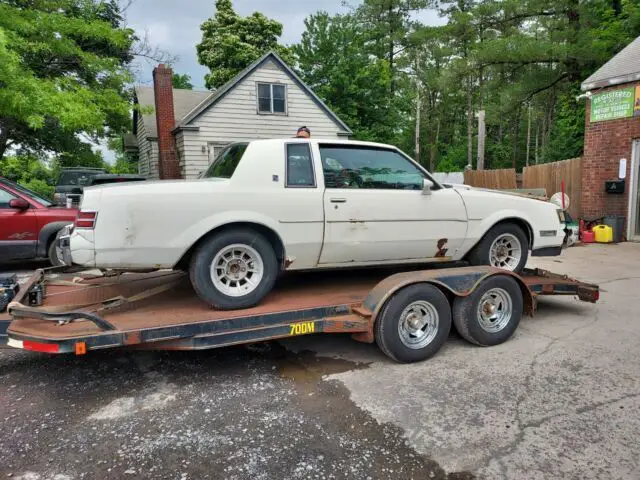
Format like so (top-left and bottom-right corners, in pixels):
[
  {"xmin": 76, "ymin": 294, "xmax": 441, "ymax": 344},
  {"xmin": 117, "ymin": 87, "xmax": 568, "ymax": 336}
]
[
  {"xmin": 463, "ymin": 168, "xmax": 517, "ymax": 189},
  {"xmin": 523, "ymin": 158, "xmax": 581, "ymax": 218}
]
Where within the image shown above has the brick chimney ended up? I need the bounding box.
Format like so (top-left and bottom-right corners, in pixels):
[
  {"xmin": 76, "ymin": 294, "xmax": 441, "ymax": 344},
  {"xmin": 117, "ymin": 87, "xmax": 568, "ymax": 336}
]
[{"xmin": 153, "ymin": 64, "xmax": 181, "ymax": 180}]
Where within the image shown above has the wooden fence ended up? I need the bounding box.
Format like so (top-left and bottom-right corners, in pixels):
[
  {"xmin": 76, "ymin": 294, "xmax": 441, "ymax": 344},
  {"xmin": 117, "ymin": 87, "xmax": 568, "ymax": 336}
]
[
  {"xmin": 463, "ymin": 168, "xmax": 517, "ymax": 189},
  {"xmin": 523, "ymin": 157, "xmax": 582, "ymax": 218}
]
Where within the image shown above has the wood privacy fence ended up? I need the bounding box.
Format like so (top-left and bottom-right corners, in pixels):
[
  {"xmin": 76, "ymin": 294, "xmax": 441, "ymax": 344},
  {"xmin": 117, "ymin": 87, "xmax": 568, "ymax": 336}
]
[
  {"xmin": 523, "ymin": 157, "xmax": 582, "ymax": 219},
  {"xmin": 463, "ymin": 168, "xmax": 517, "ymax": 189}
]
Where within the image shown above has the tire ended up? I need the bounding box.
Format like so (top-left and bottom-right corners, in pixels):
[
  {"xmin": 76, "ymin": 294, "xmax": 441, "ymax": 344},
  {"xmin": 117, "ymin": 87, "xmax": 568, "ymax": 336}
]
[
  {"xmin": 467, "ymin": 222, "xmax": 529, "ymax": 273},
  {"xmin": 452, "ymin": 275, "xmax": 523, "ymax": 347},
  {"xmin": 375, "ymin": 283, "xmax": 451, "ymax": 363},
  {"xmin": 189, "ymin": 228, "xmax": 278, "ymax": 310},
  {"xmin": 47, "ymin": 232, "xmax": 64, "ymax": 267}
]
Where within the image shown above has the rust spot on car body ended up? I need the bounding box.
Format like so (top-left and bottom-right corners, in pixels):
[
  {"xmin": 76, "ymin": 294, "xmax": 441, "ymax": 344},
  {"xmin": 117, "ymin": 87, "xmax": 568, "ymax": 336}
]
[{"xmin": 435, "ymin": 238, "xmax": 449, "ymax": 257}]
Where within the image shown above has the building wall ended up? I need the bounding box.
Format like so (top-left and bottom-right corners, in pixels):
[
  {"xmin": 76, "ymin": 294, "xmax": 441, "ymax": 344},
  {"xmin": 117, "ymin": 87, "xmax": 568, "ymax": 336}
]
[
  {"xmin": 582, "ymin": 82, "xmax": 640, "ymax": 229},
  {"xmin": 136, "ymin": 114, "xmax": 160, "ymax": 180},
  {"xmin": 179, "ymin": 59, "xmax": 350, "ymax": 179}
]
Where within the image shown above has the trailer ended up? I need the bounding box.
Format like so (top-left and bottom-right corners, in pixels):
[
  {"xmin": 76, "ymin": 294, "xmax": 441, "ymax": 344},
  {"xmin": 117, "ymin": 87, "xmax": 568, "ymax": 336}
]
[{"xmin": 2, "ymin": 265, "xmax": 599, "ymax": 363}]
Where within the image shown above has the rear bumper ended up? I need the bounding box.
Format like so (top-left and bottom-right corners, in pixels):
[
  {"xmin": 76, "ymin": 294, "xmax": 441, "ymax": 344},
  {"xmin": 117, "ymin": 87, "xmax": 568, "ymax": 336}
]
[
  {"xmin": 58, "ymin": 225, "xmax": 95, "ymax": 266},
  {"xmin": 531, "ymin": 246, "xmax": 563, "ymax": 257}
]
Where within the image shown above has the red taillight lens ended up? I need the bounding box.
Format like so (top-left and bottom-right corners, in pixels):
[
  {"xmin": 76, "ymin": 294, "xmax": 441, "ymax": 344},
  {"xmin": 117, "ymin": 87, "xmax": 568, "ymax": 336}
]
[
  {"xmin": 23, "ymin": 340, "xmax": 60, "ymax": 353},
  {"xmin": 75, "ymin": 211, "xmax": 97, "ymax": 229}
]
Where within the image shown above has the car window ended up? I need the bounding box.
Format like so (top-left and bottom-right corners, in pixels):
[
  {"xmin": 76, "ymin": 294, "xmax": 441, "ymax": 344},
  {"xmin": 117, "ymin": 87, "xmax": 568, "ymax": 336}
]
[
  {"xmin": 286, "ymin": 143, "xmax": 315, "ymax": 187},
  {"xmin": 201, "ymin": 143, "xmax": 249, "ymax": 179},
  {"xmin": 319, "ymin": 145, "xmax": 425, "ymax": 190},
  {"xmin": 6, "ymin": 181, "xmax": 53, "ymax": 206},
  {"xmin": 0, "ymin": 188, "xmax": 17, "ymax": 209},
  {"xmin": 57, "ymin": 171, "xmax": 98, "ymax": 186}
]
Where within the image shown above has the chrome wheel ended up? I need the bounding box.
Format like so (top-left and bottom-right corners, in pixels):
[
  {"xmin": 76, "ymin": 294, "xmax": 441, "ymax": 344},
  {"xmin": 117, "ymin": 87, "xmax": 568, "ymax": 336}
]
[
  {"xmin": 210, "ymin": 244, "xmax": 264, "ymax": 297},
  {"xmin": 397, "ymin": 300, "xmax": 440, "ymax": 349},
  {"xmin": 489, "ymin": 233, "xmax": 522, "ymax": 271},
  {"xmin": 477, "ymin": 288, "xmax": 513, "ymax": 333}
]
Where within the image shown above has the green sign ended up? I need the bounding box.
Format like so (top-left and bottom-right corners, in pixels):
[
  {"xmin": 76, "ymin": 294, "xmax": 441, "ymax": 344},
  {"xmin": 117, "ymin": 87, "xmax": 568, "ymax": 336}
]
[{"xmin": 590, "ymin": 87, "xmax": 635, "ymax": 122}]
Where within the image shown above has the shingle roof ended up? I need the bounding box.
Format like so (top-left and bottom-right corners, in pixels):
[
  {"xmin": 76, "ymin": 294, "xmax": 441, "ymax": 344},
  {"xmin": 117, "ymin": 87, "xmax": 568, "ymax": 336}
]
[
  {"xmin": 581, "ymin": 36, "xmax": 640, "ymax": 91},
  {"xmin": 133, "ymin": 86, "xmax": 211, "ymax": 138}
]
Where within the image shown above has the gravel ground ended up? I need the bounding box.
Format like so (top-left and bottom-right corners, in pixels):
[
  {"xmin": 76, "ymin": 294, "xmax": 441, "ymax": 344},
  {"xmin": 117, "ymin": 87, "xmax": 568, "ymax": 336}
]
[{"xmin": 1, "ymin": 243, "xmax": 640, "ymax": 479}]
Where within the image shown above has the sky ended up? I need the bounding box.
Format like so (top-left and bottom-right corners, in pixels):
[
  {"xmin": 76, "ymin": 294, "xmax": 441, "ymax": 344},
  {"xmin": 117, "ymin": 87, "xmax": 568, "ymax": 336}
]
[
  {"xmin": 123, "ymin": 0, "xmax": 445, "ymax": 89},
  {"xmin": 98, "ymin": 0, "xmax": 444, "ymax": 162}
]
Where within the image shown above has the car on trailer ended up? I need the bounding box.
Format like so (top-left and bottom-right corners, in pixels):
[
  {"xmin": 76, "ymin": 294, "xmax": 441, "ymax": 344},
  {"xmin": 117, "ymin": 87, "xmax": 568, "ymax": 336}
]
[
  {"xmin": 61, "ymin": 138, "xmax": 567, "ymax": 311},
  {"xmin": 3, "ymin": 265, "xmax": 598, "ymax": 363}
]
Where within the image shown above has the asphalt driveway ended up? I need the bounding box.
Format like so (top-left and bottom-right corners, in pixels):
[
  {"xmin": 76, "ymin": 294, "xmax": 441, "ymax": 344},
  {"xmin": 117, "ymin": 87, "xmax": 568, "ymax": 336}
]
[{"xmin": 1, "ymin": 243, "xmax": 639, "ymax": 479}]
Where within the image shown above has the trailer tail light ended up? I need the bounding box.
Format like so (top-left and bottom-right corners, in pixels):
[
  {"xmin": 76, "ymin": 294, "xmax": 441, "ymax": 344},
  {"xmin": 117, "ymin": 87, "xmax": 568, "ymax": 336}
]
[
  {"xmin": 75, "ymin": 211, "xmax": 97, "ymax": 229},
  {"xmin": 22, "ymin": 340, "xmax": 60, "ymax": 353}
]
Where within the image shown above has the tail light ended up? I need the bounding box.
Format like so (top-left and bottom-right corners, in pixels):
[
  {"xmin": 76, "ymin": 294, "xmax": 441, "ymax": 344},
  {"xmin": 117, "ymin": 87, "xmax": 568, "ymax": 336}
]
[{"xmin": 76, "ymin": 210, "xmax": 97, "ymax": 229}]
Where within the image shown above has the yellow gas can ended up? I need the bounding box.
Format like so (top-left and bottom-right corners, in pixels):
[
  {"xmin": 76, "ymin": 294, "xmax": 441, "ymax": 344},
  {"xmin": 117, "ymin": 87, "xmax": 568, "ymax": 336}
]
[{"xmin": 593, "ymin": 225, "xmax": 613, "ymax": 243}]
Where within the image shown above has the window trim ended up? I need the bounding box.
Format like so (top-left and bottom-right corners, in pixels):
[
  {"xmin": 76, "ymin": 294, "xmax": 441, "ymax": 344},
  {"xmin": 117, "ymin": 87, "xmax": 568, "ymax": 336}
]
[
  {"xmin": 256, "ymin": 82, "xmax": 288, "ymax": 115},
  {"xmin": 284, "ymin": 141, "xmax": 317, "ymax": 188},
  {"xmin": 318, "ymin": 143, "xmax": 442, "ymax": 191},
  {"xmin": 207, "ymin": 141, "xmax": 228, "ymax": 164}
]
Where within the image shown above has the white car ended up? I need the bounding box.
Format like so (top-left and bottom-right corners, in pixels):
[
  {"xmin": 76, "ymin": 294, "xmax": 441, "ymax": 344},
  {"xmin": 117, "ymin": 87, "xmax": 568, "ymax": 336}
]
[{"xmin": 65, "ymin": 139, "xmax": 565, "ymax": 309}]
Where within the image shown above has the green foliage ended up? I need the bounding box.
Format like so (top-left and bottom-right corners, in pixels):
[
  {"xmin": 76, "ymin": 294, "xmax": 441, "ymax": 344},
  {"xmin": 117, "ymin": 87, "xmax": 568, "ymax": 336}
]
[
  {"xmin": 0, "ymin": 0, "xmax": 136, "ymax": 162},
  {"xmin": 0, "ymin": 155, "xmax": 56, "ymax": 199},
  {"xmin": 292, "ymin": 0, "xmax": 640, "ymax": 173},
  {"xmin": 172, "ymin": 72, "xmax": 194, "ymax": 90},
  {"xmin": 197, "ymin": 0, "xmax": 294, "ymax": 89},
  {"xmin": 20, "ymin": 178, "xmax": 55, "ymax": 200}
]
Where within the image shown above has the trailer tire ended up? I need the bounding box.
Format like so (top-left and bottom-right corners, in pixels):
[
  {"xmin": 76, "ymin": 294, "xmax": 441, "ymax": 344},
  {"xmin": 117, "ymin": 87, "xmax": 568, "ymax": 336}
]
[
  {"xmin": 189, "ymin": 228, "xmax": 278, "ymax": 310},
  {"xmin": 375, "ymin": 283, "xmax": 451, "ymax": 363},
  {"xmin": 452, "ymin": 275, "xmax": 523, "ymax": 346}
]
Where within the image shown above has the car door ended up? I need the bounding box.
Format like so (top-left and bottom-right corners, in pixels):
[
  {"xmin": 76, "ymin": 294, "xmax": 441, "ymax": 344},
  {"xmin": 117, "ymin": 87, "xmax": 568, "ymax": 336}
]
[
  {"xmin": 0, "ymin": 187, "xmax": 38, "ymax": 262},
  {"xmin": 316, "ymin": 143, "xmax": 468, "ymax": 265}
]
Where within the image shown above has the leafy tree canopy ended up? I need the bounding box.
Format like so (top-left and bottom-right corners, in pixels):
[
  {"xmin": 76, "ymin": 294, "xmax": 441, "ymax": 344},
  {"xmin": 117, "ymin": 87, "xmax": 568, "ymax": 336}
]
[
  {"xmin": 172, "ymin": 72, "xmax": 194, "ymax": 90},
  {"xmin": 0, "ymin": 0, "xmax": 137, "ymax": 164},
  {"xmin": 197, "ymin": 0, "xmax": 294, "ymax": 89}
]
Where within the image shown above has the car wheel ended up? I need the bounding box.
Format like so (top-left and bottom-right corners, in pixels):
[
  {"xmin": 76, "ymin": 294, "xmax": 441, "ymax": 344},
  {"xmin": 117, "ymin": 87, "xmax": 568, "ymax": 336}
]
[
  {"xmin": 467, "ymin": 223, "xmax": 529, "ymax": 273},
  {"xmin": 375, "ymin": 283, "xmax": 451, "ymax": 363},
  {"xmin": 189, "ymin": 228, "xmax": 278, "ymax": 310},
  {"xmin": 47, "ymin": 232, "xmax": 65, "ymax": 267},
  {"xmin": 452, "ymin": 275, "xmax": 523, "ymax": 346}
]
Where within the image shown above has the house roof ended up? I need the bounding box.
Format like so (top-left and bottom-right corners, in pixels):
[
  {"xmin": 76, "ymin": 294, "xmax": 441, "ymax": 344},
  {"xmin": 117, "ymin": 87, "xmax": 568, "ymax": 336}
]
[
  {"xmin": 133, "ymin": 85, "xmax": 210, "ymax": 139},
  {"xmin": 581, "ymin": 36, "xmax": 640, "ymax": 91},
  {"xmin": 176, "ymin": 51, "xmax": 353, "ymax": 134}
]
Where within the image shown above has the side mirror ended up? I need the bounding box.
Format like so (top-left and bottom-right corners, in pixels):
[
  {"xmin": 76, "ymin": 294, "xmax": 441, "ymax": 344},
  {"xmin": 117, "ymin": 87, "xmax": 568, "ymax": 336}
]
[
  {"xmin": 422, "ymin": 178, "xmax": 434, "ymax": 195},
  {"xmin": 9, "ymin": 198, "xmax": 30, "ymax": 210}
]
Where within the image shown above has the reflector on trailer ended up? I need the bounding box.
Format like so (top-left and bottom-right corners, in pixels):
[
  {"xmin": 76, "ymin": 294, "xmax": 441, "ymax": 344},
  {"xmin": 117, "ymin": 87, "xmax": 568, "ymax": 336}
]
[
  {"xmin": 23, "ymin": 340, "xmax": 59, "ymax": 353},
  {"xmin": 75, "ymin": 342, "xmax": 86, "ymax": 355}
]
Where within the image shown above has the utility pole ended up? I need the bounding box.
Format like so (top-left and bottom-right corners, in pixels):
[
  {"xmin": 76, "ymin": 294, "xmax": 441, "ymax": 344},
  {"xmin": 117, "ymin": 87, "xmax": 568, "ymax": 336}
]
[
  {"xmin": 477, "ymin": 110, "xmax": 485, "ymax": 170},
  {"xmin": 414, "ymin": 54, "xmax": 421, "ymax": 164},
  {"xmin": 526, "ymin": 104, "xmax": 532, "ymax": 167}
]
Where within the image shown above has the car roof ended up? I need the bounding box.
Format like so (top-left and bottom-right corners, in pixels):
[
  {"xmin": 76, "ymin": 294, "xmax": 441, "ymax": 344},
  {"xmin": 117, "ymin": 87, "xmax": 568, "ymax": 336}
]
[{"xmin": 246, "ymin": 138, "xmax": 399, "ymax": 150}]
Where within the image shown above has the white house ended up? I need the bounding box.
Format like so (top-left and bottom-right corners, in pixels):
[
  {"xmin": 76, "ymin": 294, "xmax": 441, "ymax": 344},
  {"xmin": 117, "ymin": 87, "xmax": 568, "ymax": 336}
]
[{"xmin": 131, "ymin": 51, "xmax": 352, "ymax": 180}]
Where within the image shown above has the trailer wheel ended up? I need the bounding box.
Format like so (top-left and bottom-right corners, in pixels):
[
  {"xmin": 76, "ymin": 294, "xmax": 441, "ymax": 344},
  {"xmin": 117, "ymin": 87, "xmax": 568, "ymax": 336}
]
[
  {"xmin": 452, "ymin": 275, "xmax": 523, "ymax": 346},
  {"xmin": 189, "ymin": 228, "xmax": 278, "ymax": 310},
  {"xmin": 375, "ymin": 284, "xmax": 451, "ymax": 363}
]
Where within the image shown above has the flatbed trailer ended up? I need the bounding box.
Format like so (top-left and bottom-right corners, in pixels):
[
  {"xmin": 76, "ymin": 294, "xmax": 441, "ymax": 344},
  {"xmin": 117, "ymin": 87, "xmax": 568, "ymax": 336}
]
[{"xmin": 2, "ymin": 265, "xmax": 599, "ymax": 363}]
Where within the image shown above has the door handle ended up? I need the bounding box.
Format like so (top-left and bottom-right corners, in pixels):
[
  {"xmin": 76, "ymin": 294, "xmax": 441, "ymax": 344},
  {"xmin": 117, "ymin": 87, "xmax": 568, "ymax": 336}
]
[{"xmin": 330, "ymin": 198, "xmax": 347, "ymax": 203}]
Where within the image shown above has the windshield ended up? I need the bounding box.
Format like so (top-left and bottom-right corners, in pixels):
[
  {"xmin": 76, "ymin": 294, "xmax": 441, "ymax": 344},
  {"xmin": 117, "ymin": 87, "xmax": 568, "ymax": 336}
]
[
  {"xmin": 201, "ymin": 143, "xmax": 249, "ymax": 179},
  {"xmin": 2, "ymin": 179, "xmax": 53, "ymax": 207},
  {"xmin": 57, "ymin": 171, "xmax": 101, "ymax": 186}
]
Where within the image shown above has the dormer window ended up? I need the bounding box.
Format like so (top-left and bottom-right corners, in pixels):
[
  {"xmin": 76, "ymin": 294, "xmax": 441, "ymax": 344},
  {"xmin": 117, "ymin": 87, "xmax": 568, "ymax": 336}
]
[{"xmin": 257, "ymin": 83, "xmax": 286, "ymax": 114}]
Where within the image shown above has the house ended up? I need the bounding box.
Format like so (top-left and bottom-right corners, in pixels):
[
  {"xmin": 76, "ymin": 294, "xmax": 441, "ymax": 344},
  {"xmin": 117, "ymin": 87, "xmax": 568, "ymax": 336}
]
[
  {"xmin": 580, "ymin": 35, "xmax": 640, "ymax": 240},
  {"xmin": 130, "ymin": 51, "xmax": 352, "ymax": 180}
]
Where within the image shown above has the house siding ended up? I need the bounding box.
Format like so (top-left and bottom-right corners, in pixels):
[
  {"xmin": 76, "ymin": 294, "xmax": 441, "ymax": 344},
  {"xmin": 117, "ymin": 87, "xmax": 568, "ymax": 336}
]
[
  {"xmin": 136, "ymin": 115, "xmax": 160, "ymax": 179},
  {"xmin": 181, "ymin": 59, "xmax": 349, "ymax": 179}
]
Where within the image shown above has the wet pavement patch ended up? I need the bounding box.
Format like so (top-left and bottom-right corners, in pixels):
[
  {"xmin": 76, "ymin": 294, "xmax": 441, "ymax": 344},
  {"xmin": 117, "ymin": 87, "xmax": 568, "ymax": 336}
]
[{"xmin": 0, "ymin": 343, "xmax": 473, "ymax": 479}]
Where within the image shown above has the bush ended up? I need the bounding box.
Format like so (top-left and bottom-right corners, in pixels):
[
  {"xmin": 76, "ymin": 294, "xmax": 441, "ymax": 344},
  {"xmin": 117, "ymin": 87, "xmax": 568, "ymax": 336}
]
[{"xmin": 19, "ymin": 178, "xmax": 54, "ymax": 200}]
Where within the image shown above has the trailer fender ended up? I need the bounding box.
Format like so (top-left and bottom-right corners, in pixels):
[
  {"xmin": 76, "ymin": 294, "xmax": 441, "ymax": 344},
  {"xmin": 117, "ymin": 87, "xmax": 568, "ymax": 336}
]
[{"xmin": 352, "ymin": 266, "xmax": 534, "ymax": 344}]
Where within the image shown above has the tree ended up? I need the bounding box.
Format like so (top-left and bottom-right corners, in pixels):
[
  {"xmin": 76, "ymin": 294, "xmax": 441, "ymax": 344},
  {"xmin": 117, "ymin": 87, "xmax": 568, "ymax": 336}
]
[
  {"xmin": 172, "ymin": 73, "xmax": 194, "ymax": 90},
  {"xmin": 196, "ymin": 0, "xmax": 294, "ymax": 89},
  {"xmin": 294, "ymin": 12, "xmax": 395, "ymax": 142},
  {"xmin": 0, "ymin": 0, "xmax": 135, "ymax": 164}
]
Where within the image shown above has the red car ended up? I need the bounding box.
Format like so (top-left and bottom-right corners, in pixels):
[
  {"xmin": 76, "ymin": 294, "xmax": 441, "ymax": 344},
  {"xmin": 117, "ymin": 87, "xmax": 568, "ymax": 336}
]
[{"xmin": 0, "ymin": 178, "xmax": 77, "ymax": 265}]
